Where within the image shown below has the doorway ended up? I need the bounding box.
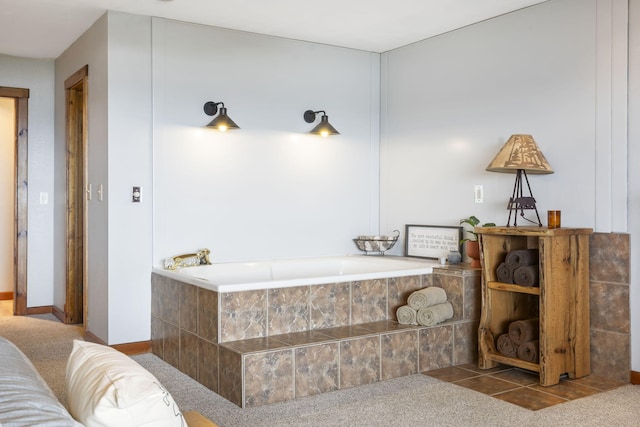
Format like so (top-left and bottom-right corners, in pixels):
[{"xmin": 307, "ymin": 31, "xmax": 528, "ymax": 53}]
[
  {"xmin": 0, "ymin": 98, "xmax": 16, "ymax": 310},
  {"xmin": 64, "ymin": 66, "xmax": 88, "ymax": 325},
  {"xmin": 0, "ymin": 87, "xmax": 29, "ymax": 316}
]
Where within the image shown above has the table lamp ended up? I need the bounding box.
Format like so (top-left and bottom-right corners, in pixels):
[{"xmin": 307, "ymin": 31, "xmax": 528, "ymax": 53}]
[{"xmin": 486, "ymin": 134, "xmax": 553, "ymax": 226}]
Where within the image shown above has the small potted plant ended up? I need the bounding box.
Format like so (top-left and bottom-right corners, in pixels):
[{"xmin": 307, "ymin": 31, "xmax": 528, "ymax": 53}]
[{"xmin": 460, "ymin": 216, "xmax": 495, "ymax": 267}]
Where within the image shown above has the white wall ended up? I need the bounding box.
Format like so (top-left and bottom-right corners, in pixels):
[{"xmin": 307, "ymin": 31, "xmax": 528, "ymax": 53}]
[
  {"xmin": 55, "ymin": 12, "xmax": 154, "ymax": 345},
  {"xmin": 628, "ymin": 0, "xmax": 640, "ymax": 372},
  {"xmin": 381, "ymin": 0, "xmax": 634, "ymax": 367},
  {"xmin": 152, "ymin": 19, "xmax": 381, "ymax": 265},
  {"xmin": 55, "ymin": 15, "xmax": 109, "ymax": 341},
  {"xmin": 106, "ymin": 13, "xmax": 153, "ymax": 345},
  {"xmin": 0, "ymin": 97, "xmax": 15, "ymax": 294},
  {"xmin": 381, "ymin": 0, "xmax": 610, "ymax": 239},
  {"xmin": 0, "ymin": 54, "xmax": 55, "ymax": 307},
  {"xmin": 52, "ymin": 12, "xmax": 379, "ymax": 345}
]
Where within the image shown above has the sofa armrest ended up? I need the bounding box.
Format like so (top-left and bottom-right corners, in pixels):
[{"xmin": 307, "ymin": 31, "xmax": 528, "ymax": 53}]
[{"xmin": 0, "ymin": 337, "xmax": 80, "ymax": 426}]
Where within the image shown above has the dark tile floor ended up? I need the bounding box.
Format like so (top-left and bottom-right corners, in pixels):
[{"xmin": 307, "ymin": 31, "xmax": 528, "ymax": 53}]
[{"xmin": 423, "ymin": 364, "xmax": 627, "ymax": 411}]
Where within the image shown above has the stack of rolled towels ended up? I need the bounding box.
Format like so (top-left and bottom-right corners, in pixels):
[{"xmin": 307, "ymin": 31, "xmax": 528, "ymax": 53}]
[
  {"xmin": 495, "ymin": 249, "xmax": 539, "ymax": 287},
  {"xmin": 396, "ymin": 287, "xmax": 453, "ymax": 327},
  {"xmin": 495, "ymin": 318, "xmax": 540, "ymax": 363}
]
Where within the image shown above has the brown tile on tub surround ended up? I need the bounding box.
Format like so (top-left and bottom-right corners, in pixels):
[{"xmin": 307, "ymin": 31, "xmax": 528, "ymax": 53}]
[
  {"xmin": 463, "ymin": 273, "xmax": 482, "ymax": 321},
  {"xmin": 590, "ymin": 328, "xmax": 630, "ymax": 383},
  {"xmin": 432, "ymin": 276, "xmax": 463, "ymax": 321},
  {"xmin": 220, "ymin": 289, "xmax": 267, "ymax": 342},
  {"xmin": 244, "ymin": 349, "xmax": 294, "ymax": 407},
  {"xmin": 152, "ymin": 274, "xmax": 180, "ymax": 326},
  {"xmin": 163, "ymin": 321, "xmax": 180, "ymax": 369},
  {"xmin": 351, "ymin": 279, "xmax": 387, "ymax": 324},
  {"xmin": 340, "ymin": 335, "xmax": 380, "ymax": 389},
  {"xmin": 198, "ymin": 287, "xmax": 218, "ymax": 343},
  {"xmin": 151, "ymin": 273, "xmax": 163, "ymax": 318},
  {"xmin": 198, "ymin": 338, "xmax": 219, "ymax": 393},
  {"xmin": 309, "ymin": 282, "xmax": 351, "ymax": 330},
  {"xmin": 589, "ymin": 232, "xmax": 630, "ymax": 283},
  {"xmin": 180, "ymin": 329, "xmax": 198, "ymax": 380},
  {"xmin": 268, "ymin": 286, "xmax": 310, "ymax": 336},
  {"xmin": 295, "ymin": 342, "xmax": 339, "ymax": 398},
  {"xmin": 380, "ymin": 329, "xmax": 419, "ymax": 380},
  {"xmin": 590, "ymin": 281, "xmax": 630, "ymax": 334},
  {"xmin": 419, "ymin": 324, "xmax": 453, "ymax": 372},
  {"xmin": 218, "ymin": 346, "xmax": 243, "ymax": 407},
  {"xmin": 387, "ymin": 276, "xmax": 423, "ymax": 320},
  {"xmin": 453, "ymin": 321, "xmax": 479, "ymax": 366},
  {"xmin": 388, "ymin": 275, "xmax": 423, "ymax": 321},
  {"xmin": 151, "ymin": 315, "xmax": 164, "ymax": 359},
  {"xmin": 180, "ymin": 283, "xmax": 198, "ymax": 334}
]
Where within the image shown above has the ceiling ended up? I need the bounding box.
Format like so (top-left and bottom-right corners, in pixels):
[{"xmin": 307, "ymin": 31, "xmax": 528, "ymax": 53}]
[{"xmin": 0, "ymin": 0, "xmax": 547, "ymax": 59}]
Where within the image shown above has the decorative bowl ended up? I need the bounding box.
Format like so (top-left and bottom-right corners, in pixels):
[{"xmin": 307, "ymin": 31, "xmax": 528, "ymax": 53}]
[{"xmin": 353, "ymin": 230, "xmax": 400, "ymax": 254}]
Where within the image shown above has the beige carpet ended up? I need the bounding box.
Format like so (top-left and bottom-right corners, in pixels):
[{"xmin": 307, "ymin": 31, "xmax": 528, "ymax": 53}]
[{"xmin": 2, "ymin": 300, "xmax": 640, "ymax": 427}]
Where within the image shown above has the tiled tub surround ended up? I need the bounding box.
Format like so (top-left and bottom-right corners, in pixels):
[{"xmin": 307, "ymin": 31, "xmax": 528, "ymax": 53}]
[
  {"xmin": 589, "ymin": 232, "xmax": 631, "ymax": 383},
  {"xmin": 151, "ymin": 264, "xmax": 481, "ymax": 407}
]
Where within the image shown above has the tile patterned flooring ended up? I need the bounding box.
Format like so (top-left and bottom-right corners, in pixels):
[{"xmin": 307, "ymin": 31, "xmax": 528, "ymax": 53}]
[{"xmin": 424, "ymin": 363, "xmax": 627, "ymax": 411}]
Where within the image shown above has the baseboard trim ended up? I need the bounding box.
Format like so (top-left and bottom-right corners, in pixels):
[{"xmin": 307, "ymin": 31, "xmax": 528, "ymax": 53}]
[
  {"xmin": 25, "ymin": 305, "xmax": 53, "ymax": 315},
  {"xmin": 0, "ymin": 292, "xmax": 12, "ymax": 300},
  {"xmin": 631, "ymin": 371, "xmax": 640, "ymax": 385},
  {"xmin": 112, "ymin": 341, "xmax": 151, "ymax": 355},
  {"xmin": 83, "ymin": 330, "xmax": 106, "ymax": 345},
  {"xmin": 52, "ymin": 305, "xmax": 65, "ymax": 323},
  {"xmin": 82, "ymin": 331, "xmax": 150, "ymax": 355}
]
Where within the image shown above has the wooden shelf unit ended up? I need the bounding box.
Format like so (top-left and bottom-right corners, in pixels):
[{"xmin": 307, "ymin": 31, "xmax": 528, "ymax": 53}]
[{"xmin": 476, "ymin": 226, "xmax": 592, "ymax": 386}]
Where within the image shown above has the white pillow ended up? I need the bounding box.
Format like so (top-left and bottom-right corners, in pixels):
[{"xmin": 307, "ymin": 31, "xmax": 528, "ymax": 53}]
[{"xmin": 66, "ymin": 340, "xmax": 185, "ymax": 427}]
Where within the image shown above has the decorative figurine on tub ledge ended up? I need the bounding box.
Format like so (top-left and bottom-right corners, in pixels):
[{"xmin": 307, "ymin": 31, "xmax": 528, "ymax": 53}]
[{"xmin": 163, "ymin": 248, "xmax": 211, "ymax": 270}]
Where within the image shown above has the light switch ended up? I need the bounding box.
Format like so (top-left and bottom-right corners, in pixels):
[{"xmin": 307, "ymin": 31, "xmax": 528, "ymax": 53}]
[
  {"xmin": 474, "ymin": 185, "xmax": 484, "ymax": 203},
  {"xmin": 132, "ymin": 186, "xmax": 141, "ymax": 202},
  {"xmin": 39, "ymin": 192, "xmax": 48, "ymax": 205}
]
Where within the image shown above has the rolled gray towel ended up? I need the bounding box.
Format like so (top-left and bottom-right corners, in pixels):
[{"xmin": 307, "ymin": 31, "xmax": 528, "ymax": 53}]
[
  {"xmin": 508, "ymin": 318, "xmax": 539, "ymax": 345},
  {"xmin": 513, "ymin": 265, "xmax": 539, "ymax": 287},
  {"xmin": 496, "ymin": 262, "xmax": 514, "ymax": 283},
  {"xmin": 496, "ymin": 333, "xmax": 518, "ymax": 357},
  {"xmin": 517, "ymin": 340, "xmax": 539, "ymax": 363},
  {"xmin": 407, "ymin": 287, "xmax": 447, "ymax": 309},
  {"xmin": 396, "ymin": 305, "xmax": 417, "ymax": 325},
  {"xmin": 505, "ymin": 249, "xmax": 539, "ymax": 269},
  {"xmin": 416, "ymin": 302, "xmax": 453, "ymax": 326}
]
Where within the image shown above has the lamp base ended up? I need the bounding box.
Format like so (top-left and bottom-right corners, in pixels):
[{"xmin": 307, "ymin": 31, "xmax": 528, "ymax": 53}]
[{"xmin": 506, "ymin": 169, "xmax": 542, "ymax": 227}]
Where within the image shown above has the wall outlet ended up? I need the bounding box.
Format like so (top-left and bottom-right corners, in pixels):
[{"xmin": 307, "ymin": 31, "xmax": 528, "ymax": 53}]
[{"xmin": 474, "ymin": 185, "xmax": 484, "ymax": 203}]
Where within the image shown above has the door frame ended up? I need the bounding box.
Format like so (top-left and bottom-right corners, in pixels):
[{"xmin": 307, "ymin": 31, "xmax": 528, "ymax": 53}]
[
  {"xmin": 64, "ymin": 66, "xmax": 88, "ymax": 324},
  {"xmin": 0, "ymin": 86, "xmax": 29, "ymax": 316}
]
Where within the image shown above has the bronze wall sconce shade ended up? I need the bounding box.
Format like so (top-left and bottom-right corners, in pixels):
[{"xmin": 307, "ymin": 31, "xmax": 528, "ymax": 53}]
[
  {"xmin": 486, "ymin": 134, "xmax": 554, "ymax": 227},
  {"xmin": 303, "ymin": 109, "xmax": 340, "ymax": 136},
  {"xmin": 203, "ymin": 101, "xmax": 240, "ymax": 131}
]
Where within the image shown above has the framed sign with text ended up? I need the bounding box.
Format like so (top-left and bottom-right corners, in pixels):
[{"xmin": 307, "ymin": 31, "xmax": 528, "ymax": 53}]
[{"xmin": 405, "ymin": 224, "xmax": 463, "ymax": 259}]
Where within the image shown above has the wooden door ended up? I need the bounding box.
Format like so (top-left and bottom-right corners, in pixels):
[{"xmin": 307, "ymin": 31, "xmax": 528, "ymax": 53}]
[{"xmin": 64, "ymin": 66, "xmax": 88, "ymax": 324}]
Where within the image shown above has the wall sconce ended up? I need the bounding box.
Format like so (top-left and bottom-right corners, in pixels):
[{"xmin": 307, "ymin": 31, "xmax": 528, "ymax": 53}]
[
  {"xmin": 203, "ymin": 101, "xmax": 240, "ymax": 131},
  {"xmin": 303, "ymin": 109, "xmax": 340, "ymax": 137},
  {"xmin": 486, "ymin": 134, "xmax": 554, "ymax": 227}
]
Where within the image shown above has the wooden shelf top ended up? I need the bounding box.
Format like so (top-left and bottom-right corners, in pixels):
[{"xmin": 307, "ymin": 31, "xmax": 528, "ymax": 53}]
[
  {"xmin": 487, "ymin": 281, "xmax": 540, "ymax": 295},
  {"xmin": 476, "ymin": 226, "xmax": 593, "ymax": 237}
]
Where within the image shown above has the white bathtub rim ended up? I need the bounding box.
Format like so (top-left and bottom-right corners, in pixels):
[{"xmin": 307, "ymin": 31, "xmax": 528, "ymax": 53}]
[{"xmin": 152, "ymin": 254, "xmax": 438, "ymax": 292}]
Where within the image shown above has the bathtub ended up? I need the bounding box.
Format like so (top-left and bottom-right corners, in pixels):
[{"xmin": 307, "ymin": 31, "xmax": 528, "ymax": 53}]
[{"xmin": 151, "ymin": 254, "xmax": 439, "ymax": 292}]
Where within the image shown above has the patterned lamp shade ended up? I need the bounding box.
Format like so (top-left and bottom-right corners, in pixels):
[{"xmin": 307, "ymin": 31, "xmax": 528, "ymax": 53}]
[{"xmin": 486, "ymin": 134, "xmax": 553, "ymax": 174}]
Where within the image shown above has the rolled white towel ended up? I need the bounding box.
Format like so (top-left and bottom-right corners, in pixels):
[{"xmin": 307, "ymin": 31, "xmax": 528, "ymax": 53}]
[
  {"xmin": 396, "ymin": 305, "xmax": 418, "ymax": 325},
  {"xmin": 416, "ymin": 302, "xmax": 453, "ymax": 326},
  {"xmin": 407, "ymin": 287, "xmax": 447, "ymax": 309}
]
